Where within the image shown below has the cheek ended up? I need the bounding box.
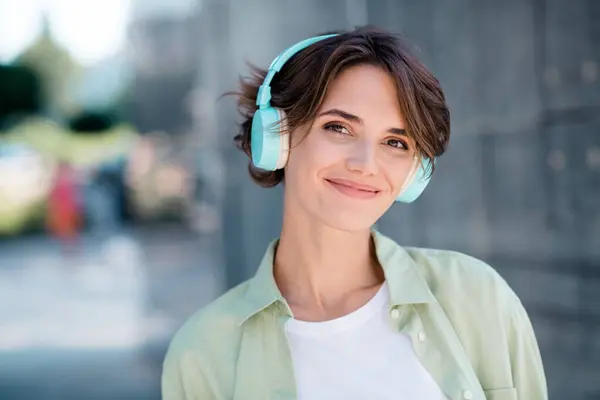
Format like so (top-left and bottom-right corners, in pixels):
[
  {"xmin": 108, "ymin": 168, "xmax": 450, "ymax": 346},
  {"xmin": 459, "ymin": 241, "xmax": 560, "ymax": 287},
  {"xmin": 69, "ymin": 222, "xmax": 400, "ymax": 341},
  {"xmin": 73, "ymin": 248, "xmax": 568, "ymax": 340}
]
[
  {"xmin": 384, "ymin": 158, "xmax": 417, "ymax": 193},
  {"xmin": 288, "ymin": 131, "xmax": 341, "ymax": 175}
]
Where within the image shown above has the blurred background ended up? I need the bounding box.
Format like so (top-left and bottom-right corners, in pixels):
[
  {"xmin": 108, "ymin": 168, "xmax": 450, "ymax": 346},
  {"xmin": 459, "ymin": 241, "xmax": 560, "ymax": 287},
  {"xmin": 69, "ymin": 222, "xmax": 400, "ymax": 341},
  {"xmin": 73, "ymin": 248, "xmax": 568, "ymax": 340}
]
[{"xmin": 0, "ymin": 0, "xmax": 598, "ymax": 399}]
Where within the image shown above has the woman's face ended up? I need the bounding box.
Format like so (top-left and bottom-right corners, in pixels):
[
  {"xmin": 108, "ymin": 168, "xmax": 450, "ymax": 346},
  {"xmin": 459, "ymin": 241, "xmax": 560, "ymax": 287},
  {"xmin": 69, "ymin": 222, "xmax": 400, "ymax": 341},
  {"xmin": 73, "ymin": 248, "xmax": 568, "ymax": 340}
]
[{"xmin": 284, "ymin": 64, "xmax": 418, "ymax": 231}]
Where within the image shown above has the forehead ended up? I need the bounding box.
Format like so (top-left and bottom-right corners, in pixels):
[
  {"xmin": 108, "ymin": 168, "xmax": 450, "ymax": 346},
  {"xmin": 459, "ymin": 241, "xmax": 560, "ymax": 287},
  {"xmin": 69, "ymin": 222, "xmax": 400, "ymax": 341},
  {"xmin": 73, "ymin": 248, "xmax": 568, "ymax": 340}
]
[{"xmin": 319, "ymin": 64, "xmax": 405, "ymax": 127}]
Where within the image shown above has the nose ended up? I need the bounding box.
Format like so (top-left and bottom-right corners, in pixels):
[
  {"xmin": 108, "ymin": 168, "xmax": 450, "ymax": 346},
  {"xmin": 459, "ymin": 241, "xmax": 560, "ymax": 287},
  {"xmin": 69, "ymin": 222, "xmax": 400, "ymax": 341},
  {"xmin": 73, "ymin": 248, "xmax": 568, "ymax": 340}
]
[{"xmin": 345, "ymin": 141, "xmax": 378, "ymax": 176}]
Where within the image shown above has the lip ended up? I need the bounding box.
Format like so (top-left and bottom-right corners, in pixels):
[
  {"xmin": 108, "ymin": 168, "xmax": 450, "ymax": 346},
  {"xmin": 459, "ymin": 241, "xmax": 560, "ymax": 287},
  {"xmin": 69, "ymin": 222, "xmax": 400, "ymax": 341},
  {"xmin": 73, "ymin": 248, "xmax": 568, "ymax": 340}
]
[{"xmin": 325, "ymin": 178, "xmax": 381, "ymax": 199}]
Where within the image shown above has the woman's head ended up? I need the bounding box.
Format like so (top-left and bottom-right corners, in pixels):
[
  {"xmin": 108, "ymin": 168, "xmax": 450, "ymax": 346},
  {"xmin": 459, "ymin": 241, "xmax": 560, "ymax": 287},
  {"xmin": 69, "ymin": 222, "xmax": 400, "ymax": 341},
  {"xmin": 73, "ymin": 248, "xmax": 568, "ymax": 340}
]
[{"xmin": 234, "ymin": 27, "xmax": 450, "ymax": 231}]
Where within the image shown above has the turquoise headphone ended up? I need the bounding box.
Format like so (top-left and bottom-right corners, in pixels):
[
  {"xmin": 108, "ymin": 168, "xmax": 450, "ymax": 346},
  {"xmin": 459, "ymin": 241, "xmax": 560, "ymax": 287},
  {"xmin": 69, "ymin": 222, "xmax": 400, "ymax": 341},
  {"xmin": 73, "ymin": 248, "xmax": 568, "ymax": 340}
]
[{"xmin": 250, "ymin": 34, "xmax": 434, "ymax": 203}]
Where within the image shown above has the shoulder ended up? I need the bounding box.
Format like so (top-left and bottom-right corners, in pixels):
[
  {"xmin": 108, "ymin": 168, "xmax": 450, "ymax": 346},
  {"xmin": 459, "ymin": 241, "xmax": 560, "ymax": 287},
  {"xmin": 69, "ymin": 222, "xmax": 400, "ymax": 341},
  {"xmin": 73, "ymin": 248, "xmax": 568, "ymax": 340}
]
[
  {"xmin": 404, "ymin": 247, "xmax": 531, "ymax": 360},
  {"xmin": 404, "ymin": 247, "xmax": 519, "ymax": 309},
  {"xmin": 164, "ymin": 279, "xmax": 251, "ymax": 368},
  {"xmin": 403, "ymin": 247, "xmax": 528, "ymax": 348},
  {"xmin": 402, "ymin": 247, "xmax": 546, "ymax": 394},
  {"xmin": 161, "ymin": 281, "xmax": 253, "ymax": 398}
]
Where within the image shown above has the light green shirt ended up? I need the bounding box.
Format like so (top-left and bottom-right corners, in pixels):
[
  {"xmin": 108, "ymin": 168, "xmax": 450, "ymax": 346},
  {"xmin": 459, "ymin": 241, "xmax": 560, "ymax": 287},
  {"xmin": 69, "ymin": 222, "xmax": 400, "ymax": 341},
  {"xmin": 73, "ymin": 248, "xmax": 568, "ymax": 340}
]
[{"xmin": 162, "ymin": 231, "xmax": 547, "ymax": 400}]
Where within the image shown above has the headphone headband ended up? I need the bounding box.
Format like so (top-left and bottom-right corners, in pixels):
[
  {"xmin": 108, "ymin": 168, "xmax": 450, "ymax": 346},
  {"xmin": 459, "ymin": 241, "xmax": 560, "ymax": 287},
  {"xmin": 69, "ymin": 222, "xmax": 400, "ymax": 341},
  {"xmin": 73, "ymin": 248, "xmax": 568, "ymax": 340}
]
[{"xmin": 256, "ymin": 34, "xmax": 338, "ymax": 108}]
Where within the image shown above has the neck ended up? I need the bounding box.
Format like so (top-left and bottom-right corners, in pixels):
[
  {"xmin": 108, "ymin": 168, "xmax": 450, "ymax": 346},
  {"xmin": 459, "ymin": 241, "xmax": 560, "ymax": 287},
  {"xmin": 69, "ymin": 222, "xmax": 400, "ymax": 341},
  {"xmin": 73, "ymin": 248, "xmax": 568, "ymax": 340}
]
[{"xmin": 274, "ymin": 208, "xmax": 383, "ymax": 311}]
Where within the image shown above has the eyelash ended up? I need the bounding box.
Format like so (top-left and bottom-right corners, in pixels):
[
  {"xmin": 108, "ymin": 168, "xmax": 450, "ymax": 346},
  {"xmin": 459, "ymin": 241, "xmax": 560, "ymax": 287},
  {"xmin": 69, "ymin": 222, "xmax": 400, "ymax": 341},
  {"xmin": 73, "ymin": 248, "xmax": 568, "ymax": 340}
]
[
  {"xmin": 323, "ymin": 123, "xmax": 349, "ymax": 135},
  {"xmin": 386, "ymin": 138, "xmax": 408, "ymax": 150},
  {"xmin": 323, "ymin": 122, "xmax": 409, "ymax": 150}
]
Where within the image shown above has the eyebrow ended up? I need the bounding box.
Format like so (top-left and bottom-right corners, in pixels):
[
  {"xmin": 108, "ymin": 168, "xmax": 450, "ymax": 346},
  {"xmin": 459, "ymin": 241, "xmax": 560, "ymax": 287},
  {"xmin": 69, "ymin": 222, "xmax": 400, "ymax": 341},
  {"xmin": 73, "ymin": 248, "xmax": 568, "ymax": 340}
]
[{"xmin": 318, "ymin": 108, "xmax": 406, "ymax": 136}]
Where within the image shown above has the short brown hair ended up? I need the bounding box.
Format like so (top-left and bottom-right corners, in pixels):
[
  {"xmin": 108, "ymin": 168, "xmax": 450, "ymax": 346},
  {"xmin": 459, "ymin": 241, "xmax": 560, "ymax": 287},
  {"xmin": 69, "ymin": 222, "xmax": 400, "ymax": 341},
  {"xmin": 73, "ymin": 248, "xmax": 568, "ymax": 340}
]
[{"xmin": 232, "ymin": 26, "xmax": 450, "ymax": 187}]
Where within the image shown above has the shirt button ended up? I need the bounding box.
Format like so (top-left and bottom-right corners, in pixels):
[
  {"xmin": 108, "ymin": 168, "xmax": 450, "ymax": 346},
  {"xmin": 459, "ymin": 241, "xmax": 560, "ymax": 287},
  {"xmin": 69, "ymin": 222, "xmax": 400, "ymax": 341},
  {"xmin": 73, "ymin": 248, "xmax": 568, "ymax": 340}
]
[
  {"xmin": 390, "ymin": 309, "xmax": 400, "ymax": 320},
  {"xmin": 417, "ymin": 331, "xmax": 426, "ymax": 342},
  {"xmin": 462, "ymin": 389, "xmax": 473, "ymax": 399}
]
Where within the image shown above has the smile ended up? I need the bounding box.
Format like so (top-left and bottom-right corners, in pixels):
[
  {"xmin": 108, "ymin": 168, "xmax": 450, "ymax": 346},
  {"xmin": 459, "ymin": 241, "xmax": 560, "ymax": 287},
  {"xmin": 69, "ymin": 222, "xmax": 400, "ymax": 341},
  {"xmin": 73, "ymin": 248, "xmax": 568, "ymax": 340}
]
[{"xmin": 325, "ymin": 178, "xmax": 381, "ymax": 199}]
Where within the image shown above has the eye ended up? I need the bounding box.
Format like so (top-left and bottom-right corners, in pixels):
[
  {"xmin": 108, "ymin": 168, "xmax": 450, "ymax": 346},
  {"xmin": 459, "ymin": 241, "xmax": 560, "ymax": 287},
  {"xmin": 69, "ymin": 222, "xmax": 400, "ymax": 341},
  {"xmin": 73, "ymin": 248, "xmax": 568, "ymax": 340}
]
[
  {"xmin": 385, "ymin": 138, "xmax": 408, "ymax": 150},
  {"xmin": 323, "ymin": 122, "xmax": 350, "ymax": 135}
]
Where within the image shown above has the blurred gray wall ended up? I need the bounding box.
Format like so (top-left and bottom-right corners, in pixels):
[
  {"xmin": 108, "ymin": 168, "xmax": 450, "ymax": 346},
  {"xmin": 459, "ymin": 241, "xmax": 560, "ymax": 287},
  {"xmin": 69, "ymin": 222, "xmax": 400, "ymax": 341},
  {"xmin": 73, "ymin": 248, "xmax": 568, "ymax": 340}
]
[{"xmin": 136, "ymin": 0, "xmax": 600, "ymax": 398}]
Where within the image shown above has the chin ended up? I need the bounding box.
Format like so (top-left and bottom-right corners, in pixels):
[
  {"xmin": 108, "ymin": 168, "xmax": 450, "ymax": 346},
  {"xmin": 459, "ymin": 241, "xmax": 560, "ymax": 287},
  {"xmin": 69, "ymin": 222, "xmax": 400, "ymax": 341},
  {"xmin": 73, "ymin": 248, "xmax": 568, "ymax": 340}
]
[
  {"xmin": 287, "ymin": 186, "xmax": 392, "ymax": 231},
  {"xmin": 317, "ymin": 192, "xmax": 393, "ymax": 231},
  {"xmin": 317, "ymin": 209, "xmax": 380, "ymax": 232}
]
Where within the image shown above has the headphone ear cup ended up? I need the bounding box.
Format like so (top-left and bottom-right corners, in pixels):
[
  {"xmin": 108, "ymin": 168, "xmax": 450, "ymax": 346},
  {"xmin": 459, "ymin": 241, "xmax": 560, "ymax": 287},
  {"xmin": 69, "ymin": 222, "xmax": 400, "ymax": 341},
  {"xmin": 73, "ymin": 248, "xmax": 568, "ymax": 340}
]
[
  {"xmin": 251, "ymin": 107, "xmax": 289, "ymax": 170},
  {"xmin": 395, "ymin": 157, "xmax": 434, "ymax": 203}
]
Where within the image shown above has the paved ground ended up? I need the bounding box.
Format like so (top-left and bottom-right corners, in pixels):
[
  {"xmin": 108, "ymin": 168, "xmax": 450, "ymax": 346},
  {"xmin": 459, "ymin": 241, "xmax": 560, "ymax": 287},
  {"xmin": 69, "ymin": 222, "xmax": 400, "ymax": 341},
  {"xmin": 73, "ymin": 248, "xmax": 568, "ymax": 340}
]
[{"xmin": 0, "ymin": 225, "xmax": 223, "ymax": 400}]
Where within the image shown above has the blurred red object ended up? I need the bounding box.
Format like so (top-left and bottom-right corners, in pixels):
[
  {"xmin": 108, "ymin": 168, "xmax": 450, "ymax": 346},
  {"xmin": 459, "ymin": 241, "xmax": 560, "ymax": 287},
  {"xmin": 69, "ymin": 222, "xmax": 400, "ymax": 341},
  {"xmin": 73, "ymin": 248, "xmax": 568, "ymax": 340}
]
[{"xmin": 47, "ymin": 163, "xmax": 82, "ymax": 249}]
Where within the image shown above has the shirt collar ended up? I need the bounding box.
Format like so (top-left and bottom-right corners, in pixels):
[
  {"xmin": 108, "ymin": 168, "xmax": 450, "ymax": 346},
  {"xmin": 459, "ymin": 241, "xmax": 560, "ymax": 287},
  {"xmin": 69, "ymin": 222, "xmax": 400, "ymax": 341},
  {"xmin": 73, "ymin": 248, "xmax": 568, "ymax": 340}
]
[{"xmin": 239, "ymin": 230, "xmax": 435, "ymax": 325}]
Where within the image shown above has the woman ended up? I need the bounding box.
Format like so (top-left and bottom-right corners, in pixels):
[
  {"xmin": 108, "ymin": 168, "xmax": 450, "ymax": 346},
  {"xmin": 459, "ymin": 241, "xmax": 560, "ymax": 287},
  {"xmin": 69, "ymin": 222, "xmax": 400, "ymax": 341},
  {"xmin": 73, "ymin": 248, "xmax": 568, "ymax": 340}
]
[{"xmin": 162, "ymin": 27, "xmax": 547, "ymax": 400}]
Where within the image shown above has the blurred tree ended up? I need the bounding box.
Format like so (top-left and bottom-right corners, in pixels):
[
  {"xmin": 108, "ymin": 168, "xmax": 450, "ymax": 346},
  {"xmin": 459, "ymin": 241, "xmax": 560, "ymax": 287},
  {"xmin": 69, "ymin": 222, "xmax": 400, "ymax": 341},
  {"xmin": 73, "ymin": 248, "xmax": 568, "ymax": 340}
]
[
  {"xmin": 0, "ymin": 64, "xmax": 42, "ymax": 128},
  {"xmin": 15, "ymin": 14, "xmax": 80, "ymax": 117}
]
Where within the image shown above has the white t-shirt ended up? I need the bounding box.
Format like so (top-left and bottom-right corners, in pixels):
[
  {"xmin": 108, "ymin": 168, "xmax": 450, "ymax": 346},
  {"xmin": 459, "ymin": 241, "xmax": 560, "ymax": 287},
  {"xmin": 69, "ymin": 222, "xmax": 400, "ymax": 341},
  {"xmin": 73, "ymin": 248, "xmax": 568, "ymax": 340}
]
[{"xmin": 285, "ymin": 282, "xmax": 448, "ymax": 400}]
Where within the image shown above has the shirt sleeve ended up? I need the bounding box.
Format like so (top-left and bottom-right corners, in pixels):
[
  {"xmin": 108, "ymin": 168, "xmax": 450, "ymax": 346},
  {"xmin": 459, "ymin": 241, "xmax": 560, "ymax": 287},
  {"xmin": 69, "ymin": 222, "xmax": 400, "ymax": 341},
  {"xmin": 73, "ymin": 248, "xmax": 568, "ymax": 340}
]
[
  {"xmin": 505, "ymin": 296, "xmax": 548, "ymax": 400},
  {"xmin": 161, "ymin": 350, "xmax": 217, "ymax": 400}
]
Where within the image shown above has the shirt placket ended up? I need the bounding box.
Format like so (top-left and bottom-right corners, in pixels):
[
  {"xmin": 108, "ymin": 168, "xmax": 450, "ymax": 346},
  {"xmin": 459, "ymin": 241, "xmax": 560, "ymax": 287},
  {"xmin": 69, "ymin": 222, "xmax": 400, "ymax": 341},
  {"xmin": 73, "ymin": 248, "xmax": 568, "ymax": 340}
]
[
  {"xmin": 271, "ymin": 303, "xmax": 298, "ymax": 400},
  {"xmin": 389, "ymin": 303, "xmax": 485, "ymax": 400}
]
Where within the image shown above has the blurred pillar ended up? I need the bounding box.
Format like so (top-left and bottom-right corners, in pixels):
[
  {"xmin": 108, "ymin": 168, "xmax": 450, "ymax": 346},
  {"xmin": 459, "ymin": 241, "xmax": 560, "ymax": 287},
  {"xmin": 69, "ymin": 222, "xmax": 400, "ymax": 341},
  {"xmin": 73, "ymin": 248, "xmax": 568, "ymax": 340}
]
[{"xmin": 194, "ymin": 0, "xmax": 249, "ymax": 289}]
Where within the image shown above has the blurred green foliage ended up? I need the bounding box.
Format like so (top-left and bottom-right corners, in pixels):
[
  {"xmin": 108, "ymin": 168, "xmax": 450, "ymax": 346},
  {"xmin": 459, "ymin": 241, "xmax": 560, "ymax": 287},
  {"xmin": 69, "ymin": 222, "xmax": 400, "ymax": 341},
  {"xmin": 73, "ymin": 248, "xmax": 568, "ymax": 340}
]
[{"xmin": 0, "ymin": 65, "xmax": 43, "ymax": 128}]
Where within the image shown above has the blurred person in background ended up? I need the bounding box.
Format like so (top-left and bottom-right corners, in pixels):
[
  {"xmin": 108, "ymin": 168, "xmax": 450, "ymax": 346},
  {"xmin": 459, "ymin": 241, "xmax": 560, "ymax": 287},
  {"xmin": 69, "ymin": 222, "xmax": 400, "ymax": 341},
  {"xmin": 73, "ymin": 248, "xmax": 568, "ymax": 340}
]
[
  {"xmin": 67, "ymin": 110, "xmax": 132, "ymax": 238},
  {"xmin": 162, "ymin": 27, "xmax": 547, "ymax": 400},
  {"xmin": 47, "ymin": 160, "xmax": 82, "ymax": 259}
]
